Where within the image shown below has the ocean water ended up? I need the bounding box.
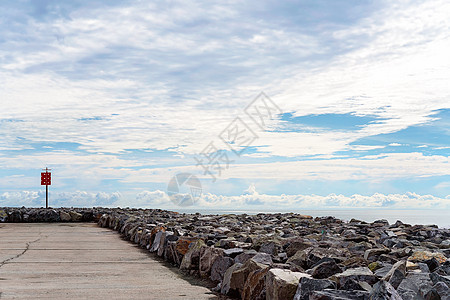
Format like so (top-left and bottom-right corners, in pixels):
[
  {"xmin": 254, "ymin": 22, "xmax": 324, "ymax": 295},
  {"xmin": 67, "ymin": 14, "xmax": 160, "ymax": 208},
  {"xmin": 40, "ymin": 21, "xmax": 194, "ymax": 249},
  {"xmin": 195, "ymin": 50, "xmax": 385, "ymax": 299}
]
[{"xmin": 175, "ymin": 208, "xmax": 450, "ymax": 229}]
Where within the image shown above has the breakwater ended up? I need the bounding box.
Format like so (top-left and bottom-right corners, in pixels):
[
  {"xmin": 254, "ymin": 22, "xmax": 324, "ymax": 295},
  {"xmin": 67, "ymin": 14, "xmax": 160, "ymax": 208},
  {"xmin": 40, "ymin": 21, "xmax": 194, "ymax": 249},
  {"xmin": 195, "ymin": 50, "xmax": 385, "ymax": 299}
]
[{"xmin": 1, "ymin": 207, "xmax": 449, "ymax": 299}]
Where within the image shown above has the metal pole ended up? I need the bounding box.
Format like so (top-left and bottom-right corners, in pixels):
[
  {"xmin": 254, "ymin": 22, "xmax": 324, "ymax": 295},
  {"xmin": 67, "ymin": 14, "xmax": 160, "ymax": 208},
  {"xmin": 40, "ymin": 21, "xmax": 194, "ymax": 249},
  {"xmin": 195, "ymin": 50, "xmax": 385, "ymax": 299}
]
[{"xmin": 46, "ymin": 184, "xmax": 48, "ymax": 208}]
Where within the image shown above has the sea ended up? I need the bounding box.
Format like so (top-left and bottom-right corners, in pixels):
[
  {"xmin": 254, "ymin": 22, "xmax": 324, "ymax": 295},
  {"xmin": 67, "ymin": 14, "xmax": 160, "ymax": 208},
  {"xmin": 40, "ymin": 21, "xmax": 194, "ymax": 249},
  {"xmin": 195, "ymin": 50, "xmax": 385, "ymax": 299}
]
[{"xmin": 175, "ymin": 208, "xmax": 450, "ymax": 229}]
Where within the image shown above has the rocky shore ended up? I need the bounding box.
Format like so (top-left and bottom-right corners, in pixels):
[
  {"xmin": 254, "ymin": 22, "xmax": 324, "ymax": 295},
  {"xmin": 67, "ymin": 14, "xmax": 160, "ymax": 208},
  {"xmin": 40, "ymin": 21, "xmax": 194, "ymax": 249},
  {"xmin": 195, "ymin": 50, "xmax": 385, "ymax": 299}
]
[{"xmin": 1, "ymin": 207, "xmax": 449, "ymax": 299}]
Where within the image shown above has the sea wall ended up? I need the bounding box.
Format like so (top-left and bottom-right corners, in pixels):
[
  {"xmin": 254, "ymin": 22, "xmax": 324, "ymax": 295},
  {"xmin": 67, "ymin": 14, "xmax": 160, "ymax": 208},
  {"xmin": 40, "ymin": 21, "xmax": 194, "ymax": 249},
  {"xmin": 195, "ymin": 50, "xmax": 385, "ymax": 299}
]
[{"xmin": 1, "ymin": 207, "xmax": 450, "ymax": 299}]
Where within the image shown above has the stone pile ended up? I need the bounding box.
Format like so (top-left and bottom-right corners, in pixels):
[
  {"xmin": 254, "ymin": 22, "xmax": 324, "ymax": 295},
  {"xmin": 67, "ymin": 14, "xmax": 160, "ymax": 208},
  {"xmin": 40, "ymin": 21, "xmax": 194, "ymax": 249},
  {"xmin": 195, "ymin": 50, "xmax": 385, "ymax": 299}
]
[
  {"xmin": 2, "ymin": 207, "xmax": 450, "ymax": 299},
  {"xmin": 0, "ymin": 207, "xmax": 107, "ymax": 222}
]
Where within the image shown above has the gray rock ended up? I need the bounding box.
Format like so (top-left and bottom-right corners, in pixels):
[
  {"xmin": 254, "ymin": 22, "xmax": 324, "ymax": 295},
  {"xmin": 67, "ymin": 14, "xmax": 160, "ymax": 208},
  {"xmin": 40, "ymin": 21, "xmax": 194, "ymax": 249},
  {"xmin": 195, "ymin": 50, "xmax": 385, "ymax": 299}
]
[
  {"xmin": 433, "ymin": 281, "xmax": 450, "ymax": 299},
  {"xmin": 397, "ymin": 272, "xmax": 434, "ymax": 300},
  {"xmin": 310, "ymin": 259, "xmax": 342, "ymax": 279},
  {"xmin": 69, "ymin": 211, "xmax": 82, "ymax": 222},
  {"xmin": 369, "ymin": 280, "xmax": 402, "ymax": 300},
  {"xmin": 430, "ymin": 272, "xmax": 450, "ymax": 288},
  {"xmin": 293, "ymin": 277, "xmax": 336, "ymax": 300},
  {"xmin": 332, "ymin": 267, "xmax": 378, "ymax": 288},
  {"xmin": 223, "ymin": 248, "xmax": 244, "ymax": 258},
  {"xmin": 220, "ymin": 263, "xmax": 242, "ymax": 296},
  {"xmin": 199, "ymin": 247, "xmax": 224, "ymax": 277},
  {"xmin": 252, "ymin": 252, "xmax": 273, "ymax": 266},
  {"xmin": 60, "ymin": 211, "xmax": 71, "ymax": 222},
  {"xmin": 266, "ymin": 268, "xmax": 311, "ymax": 300},
  {"xmin": 210, "ymin": 256, "xmax": 234, "ymax": 283},
  {"xmin": 310, "ymin": 289, "xmax": 370, "ymax": 300},
  {"xmin": 235, "ymin": 250, "xmax": 258, "ymax": 264}
]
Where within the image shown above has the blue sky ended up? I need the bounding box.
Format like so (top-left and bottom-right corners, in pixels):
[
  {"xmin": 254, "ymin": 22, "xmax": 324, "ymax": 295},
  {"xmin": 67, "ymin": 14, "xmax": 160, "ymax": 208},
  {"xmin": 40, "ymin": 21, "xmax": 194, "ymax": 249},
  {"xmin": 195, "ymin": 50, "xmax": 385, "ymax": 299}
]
[{"xmin": 0, "ymin": 0, "xmax": 449, "ymax": 209}]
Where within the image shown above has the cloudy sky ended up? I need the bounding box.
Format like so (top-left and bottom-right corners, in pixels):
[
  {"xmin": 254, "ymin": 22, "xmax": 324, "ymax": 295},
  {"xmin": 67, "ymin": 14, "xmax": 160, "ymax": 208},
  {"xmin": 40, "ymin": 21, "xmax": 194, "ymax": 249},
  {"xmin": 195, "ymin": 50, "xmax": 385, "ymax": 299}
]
[{"xmin": 1, "ymin": 0, "xmax": 449, "ymax": 210}]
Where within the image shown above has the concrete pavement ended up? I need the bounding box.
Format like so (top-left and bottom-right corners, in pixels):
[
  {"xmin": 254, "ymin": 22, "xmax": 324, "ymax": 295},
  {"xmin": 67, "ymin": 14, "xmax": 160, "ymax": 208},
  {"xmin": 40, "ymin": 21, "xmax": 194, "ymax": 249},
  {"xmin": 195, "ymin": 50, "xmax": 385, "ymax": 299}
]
[{"xmin": 0, "ymin": 223, "xmax": 218, "ymax": 299}]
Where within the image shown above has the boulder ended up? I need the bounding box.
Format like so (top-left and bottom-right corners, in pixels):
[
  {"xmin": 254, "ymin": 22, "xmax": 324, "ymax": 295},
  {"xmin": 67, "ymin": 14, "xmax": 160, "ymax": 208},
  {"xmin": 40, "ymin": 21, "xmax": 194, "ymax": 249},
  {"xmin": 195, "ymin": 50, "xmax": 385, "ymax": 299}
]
[
  {"xmin": 223, "ymin": 248, "xmax": 244, "ymax": 258},
  {"xmin": 60, "ymin": 211, "xmax": 71, "ymax": 222},
  {"xmin": 235, "ymin": 250, "xmax": 258, "ymax": 264},
  {"xmin": 293, "ymin": 277, "xmax": 336, "ymax": 300},
  {"xmin": 69, "ymin": 211, "xmax": 82, "ymax": 222},
  {"xmin": 382, "ymin": 260, "xmax": 406, "ymax": 289},
  {"xmin": 430, "ymin": 272, "xmax": 450, "ymax": 288},
  {"xmin": 310, "ymin": 259, "xmax": 342, "ymax": 279},
  {"xmin": 309, "ymin": 289, "xmax": 369, "ymax": 300},
  {"xmin": 252, "ymin": 252, "xmax": 273, "ymax": 266},
  {"xmin": 408, "ymin": 250, "xmax": 447, "ymax": 264},
  {"xmin": 226, "ymin": 259, "xmax": 270, "ymax": 297},
  {"xmin": 0, "ymin": 209, "xmax": 8, "ymax": 222},
  {"xmin": 180, "ymin": 239, "xmax": 206, "ymax": 271},
  {"xmin": 369, "ymin": 280, "xmax": 402, "ymax": 300},
  {"xmin": 285, "ymin": 238, "xmax": 313, "ymax": 257},
  {"xmin": 364, "ymin": 248, "xmax": 389, "ymax": 261},
  {"xmin": 397, "ymin": 272, "xmax": 434, "ymax": 300},
  {"xmin": 220, "ymin": 263, "xmax": 242, "ymax": 296},
  {"xmin": 332, "ymin": 267, "xmax": 378, "ymax": 288},
  {"xmin": 242, "ymin": 266, "xmax": 269, "ymax": 300},
  {"xmin": 176, "ymin": 237, "xmax": 198, "ymax": 256},
  {"xmin": 210, "ymin": 256, "xmax": 234, "ymax": 283},
  {"xmin": 199, "ymin": 247, "xmax": 224, "ymax": 277},
  {"xmin": 265, "ymin": 268, "xmax": 311, "ymax": 300},
  {"xmin": 149, "ymin": 230, "xmax": 164, "ymax": 252}
]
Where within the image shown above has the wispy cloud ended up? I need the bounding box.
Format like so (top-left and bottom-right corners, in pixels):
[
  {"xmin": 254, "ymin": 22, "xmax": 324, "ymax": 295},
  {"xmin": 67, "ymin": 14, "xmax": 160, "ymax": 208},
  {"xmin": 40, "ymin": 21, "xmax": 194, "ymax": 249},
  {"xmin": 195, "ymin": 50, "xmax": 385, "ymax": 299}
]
[{"xmin": 0, "ymin": 0, "xmax": 449, "ymax": 203}]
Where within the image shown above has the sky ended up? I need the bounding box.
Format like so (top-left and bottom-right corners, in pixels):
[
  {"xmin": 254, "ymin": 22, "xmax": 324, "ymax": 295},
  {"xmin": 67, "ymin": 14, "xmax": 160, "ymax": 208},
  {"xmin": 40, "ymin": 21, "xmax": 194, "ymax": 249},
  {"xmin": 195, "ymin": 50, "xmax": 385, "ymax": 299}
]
[{"xmin": 0, "ymin": 0, "xmax": 449, "ymax": 210}]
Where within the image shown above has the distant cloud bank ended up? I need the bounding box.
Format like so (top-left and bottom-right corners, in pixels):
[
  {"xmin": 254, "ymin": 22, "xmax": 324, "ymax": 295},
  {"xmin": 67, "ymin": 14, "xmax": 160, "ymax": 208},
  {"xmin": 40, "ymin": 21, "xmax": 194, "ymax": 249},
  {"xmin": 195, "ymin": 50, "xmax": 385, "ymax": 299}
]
[{"xmin": 2, "ymin": 187, "xmax": 448, "ymax": 210}]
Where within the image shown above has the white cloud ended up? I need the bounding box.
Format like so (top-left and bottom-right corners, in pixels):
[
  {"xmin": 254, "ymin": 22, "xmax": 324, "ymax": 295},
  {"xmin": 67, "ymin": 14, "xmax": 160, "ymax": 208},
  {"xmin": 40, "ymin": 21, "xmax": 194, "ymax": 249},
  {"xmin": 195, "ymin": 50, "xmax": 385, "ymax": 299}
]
[{"xmin": 0, "ymin": 190, "xmax": 122, "ymax": 207}]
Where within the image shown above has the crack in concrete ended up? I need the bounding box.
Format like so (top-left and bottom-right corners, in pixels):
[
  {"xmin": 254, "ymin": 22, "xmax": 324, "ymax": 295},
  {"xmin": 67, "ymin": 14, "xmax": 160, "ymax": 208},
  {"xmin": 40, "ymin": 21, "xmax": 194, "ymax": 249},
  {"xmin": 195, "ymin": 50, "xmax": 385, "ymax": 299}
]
[{"xmin": 0, "ymin": 236, "xmax": 43, "ymax": 269}]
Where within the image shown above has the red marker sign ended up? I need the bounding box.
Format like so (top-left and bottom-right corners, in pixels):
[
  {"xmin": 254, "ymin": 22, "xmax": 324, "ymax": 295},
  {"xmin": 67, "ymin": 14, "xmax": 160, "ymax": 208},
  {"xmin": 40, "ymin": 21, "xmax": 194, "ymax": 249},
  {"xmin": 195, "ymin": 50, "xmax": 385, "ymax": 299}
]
[
  {"xmin": 41, "ymin": 172, "xmax": 51, "ymax": 185},
  {"xmin": 41, "ymin": 168, "xmax": 51, "ymax": 208}
]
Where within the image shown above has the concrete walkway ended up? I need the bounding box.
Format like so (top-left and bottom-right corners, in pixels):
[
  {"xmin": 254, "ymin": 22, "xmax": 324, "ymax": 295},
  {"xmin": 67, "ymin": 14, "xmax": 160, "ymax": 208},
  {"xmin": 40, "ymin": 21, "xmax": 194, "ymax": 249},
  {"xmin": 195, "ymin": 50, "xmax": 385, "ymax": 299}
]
[{"xmin": 0, "ymin": 223, "xmax": 218, "ymax": 299}]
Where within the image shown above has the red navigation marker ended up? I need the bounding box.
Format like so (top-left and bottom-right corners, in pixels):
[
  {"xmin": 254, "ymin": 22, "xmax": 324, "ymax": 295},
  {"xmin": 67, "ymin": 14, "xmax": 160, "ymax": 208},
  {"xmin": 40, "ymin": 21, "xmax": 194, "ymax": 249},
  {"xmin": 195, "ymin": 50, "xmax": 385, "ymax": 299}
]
[
  {"xmin": 41, "ymin": 172, "xmax": 51, "ymax": 185},
  {"xmin": 41, "ymin": 167, "xmax": 51, "ymax": 208}
]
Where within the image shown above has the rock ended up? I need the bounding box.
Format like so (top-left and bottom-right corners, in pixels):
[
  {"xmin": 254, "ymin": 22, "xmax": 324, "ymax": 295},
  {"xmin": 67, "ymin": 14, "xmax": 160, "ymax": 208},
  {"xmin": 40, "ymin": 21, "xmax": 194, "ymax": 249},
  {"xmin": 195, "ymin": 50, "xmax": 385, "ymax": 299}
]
[
  {"xmin": 369, "ymin": 280, "xmax": 402, "ymax": 300},
  {"xmin": 408, "ymin": 250, "xmax": 447, "ymax": 264},
  {"xmin": 430, "ymin": 272, "xmax": 450, "ymax": 288},
  {"xmin": 223, "ymin": 248, "xmax": 244, "ymax": 258},
  {"xmin": 382, "ymin": 260, "xmax": 406, "ymax": 289},
  {"xmin": 157, "ymin": 232, "xmax": 171, "ymax": 257},
  {"xmin": 252, "ymin": 252, "xmax": 273, "ymax": 266},
  {"xmin": 228, "ymin": 259, "xmax": 270, "ymax": 297},
  {"xmin": 368, "ymin": 261, "xmax": 383, "ymax": 272},
  {"xmin": 265, "ymin": 268, "xmax": 310, "ymax": 300},
  {"xmin": 60, "ymin": 211, "xmax": 71, "ymax": 222},
  {"xmin": 310, "ymin": 259, "xmax": 342, "ymax": 279},
  {"xmin": 176, "ymin": 237, "xmax": 197, "ymax": 256},
  {"xmin": 287, "ymin": 249, "xmax": 309, "ymax": 269},
  {"xmin": 293, "ymin": 277, "xmax": 336, "ymax": 300},
  {"xmin": 342, "ymin": 257, "xmax": 369, "ymax": 268},
  {"xmin": 8, "ymin": 210, "xmax": 22, "ymax": 222},
  {"xmin": 285, "ymin": 238, "xmax": 313, "ymax": 257},
  {"xmin": 199, "ymin": 247, "xmax": 224, "ymax": 277},
  {"xmin": 433, "ymin": 282, "xmax": 450, "ymax": 299},
  {"xmin": 309, "ymin": 289, "xmax": 370, "ymax": 300},
  {"xmin": 397, "ymin": 272, "xmax": 434, "ymax": 300},
  {"xmin": 260, "ymin": 241, "xmax": 279, "ymax": 256},
  {"xmin": 242, "ymin": 266, "xmax": 270, "ymax": 300},
  {"xmin": 220, "ymin": 263, "xmax": 242, "ymax": 296},
  {"xmin": 424, "ymin": 257, "xmax": 440, "ymax": 272},
  {"xmin": 435, "ymin": 260, "xmax": 450, "ymax": 276},
  {"xmin": 149, "ymin": 230, "xmax": 164, "ymax": 252},
  {"xmin": 235, "ymin": 250, "xmax": 258, "ymax": 264},
  {"xmin": 210, "ymin": 256, "xmax": 234, "ymax": 283},
  {"xmin": 69, "ymin": 211, "xmax": 82, "ymax": 222},
  {"xmin": 0, "ymin": 209, "xmax": 8, "ymax": 222},
  {"xmin": 374, "ymin": 264, "xmax": 393, "ymax": 278},
  {"xmin": 364, "ymin": 248, "xmax": 389, "ymax": 261},
  {"xmin": 180, "ymin": 239, "xmax": 206, "ymax": 271},
  {"xmin": 332, "ymin": 267, "xmax": 378, "ymax": 288}
]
